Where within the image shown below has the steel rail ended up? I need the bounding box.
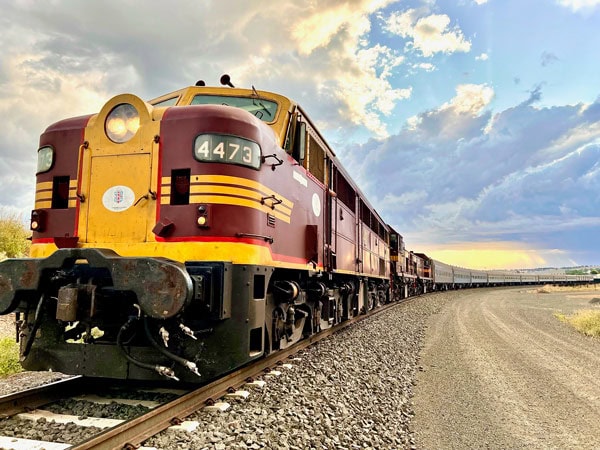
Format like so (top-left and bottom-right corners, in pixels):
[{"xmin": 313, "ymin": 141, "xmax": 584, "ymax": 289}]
[{"xmin": 0, "ymin": 376, "xmax": 84, "ymax": 418}]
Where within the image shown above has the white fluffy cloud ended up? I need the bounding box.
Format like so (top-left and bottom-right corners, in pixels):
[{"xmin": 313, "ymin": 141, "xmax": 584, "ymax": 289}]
[
  {"xmin": 384, "ymin": 8, "xmax": 471, "ymax": 57},
  {"xmin": 0, "ymin": 0, "xmax": 411, "ymax": 212},
  {"xmin": 557, "ymin": 0, "xmax": 600, "ymax": 11}
]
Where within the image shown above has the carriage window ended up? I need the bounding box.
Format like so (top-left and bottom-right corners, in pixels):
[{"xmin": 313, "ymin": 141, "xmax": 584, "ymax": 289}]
[
  {"xmin": 308, "ymin": 135, "xmax": 326, "ymax": 183},
  {"xmin": 335, "ymin": 170, "xmax": 356, "ymax": 213}
]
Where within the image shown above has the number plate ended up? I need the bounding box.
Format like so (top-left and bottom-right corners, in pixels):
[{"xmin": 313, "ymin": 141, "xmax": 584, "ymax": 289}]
[{"xmin": 194, "ymin": 134, "xmax": 261, "ymax": 169}]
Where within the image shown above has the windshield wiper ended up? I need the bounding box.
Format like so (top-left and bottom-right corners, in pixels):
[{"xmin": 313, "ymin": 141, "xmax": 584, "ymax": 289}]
[{"xmin": 252, "ymin": 85, "xmax": 272, "ymax": 118}]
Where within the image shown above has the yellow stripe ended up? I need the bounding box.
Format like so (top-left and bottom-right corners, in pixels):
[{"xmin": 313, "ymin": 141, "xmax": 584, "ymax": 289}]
[
  {"xmin": 162, "ymin": 175, "xmax": 294, "ymax": 209},
  {"xmin": 188, "ymin": 185, "xmax": 292, "ymax": 215},
  {"xmin": 35, "ymin": 200, "xmax": 52, "ymax": 209},
  {"xmin": 208, "ymin": 175, "xmax": 294, "ymax": 209},
  {"xmin": 187, "ymin": 194, "xmax": 291, "ymax": 223},
  {"xmin": 36, "ymin": 181, "xmax": 53, "ymax": 191},
  {"xmin": 35, "ymin": 182, "xmax": 79, "ymax": 209},
  {"xmin": 35, "ymin": 191, "xmax": 52, "ymax": 202},
  {"xmin": 30, "ymin": 241, "xmax": 317, "ymax": 271},
  {"xmin": 36, "ymin": 180, "xmax": 79, "ymax": 190},
  {"xmin": 160, "ymin": 175, "xmax": 294, "ymax": 222}
]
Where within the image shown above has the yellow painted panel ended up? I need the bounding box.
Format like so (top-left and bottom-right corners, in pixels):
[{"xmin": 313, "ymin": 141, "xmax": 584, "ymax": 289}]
[{"xmin": 86, "ymin": 154, "xmax": 152, "ymax": 243}]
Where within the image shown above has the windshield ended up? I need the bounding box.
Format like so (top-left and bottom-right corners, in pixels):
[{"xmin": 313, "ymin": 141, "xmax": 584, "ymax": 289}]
[{"xmin": 191, "ymin": 95, "xmax": 278, "ymax": 122}]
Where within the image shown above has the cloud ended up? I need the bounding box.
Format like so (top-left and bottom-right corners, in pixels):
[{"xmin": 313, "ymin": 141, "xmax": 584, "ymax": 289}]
[
  {"xmin": 476, "ymin": 53, "xmax": 489, "ymax": 61},
  {"xmin": 418, "ymin": 241, "xmax": 552, "ymax": 270},
  {"xmin": 341, "ymin": 85, "xmax": 600, "ymax": 269},
  {"xmin": 556, "ymin": 0, "xmax": 600, "ymax": 12},
  {"xmin": 384, "ymin": 8, "xmax": 472, "ymax": 57},
  {"xmin": 0, "ymin": 0, "xmax": 412, "ymax": 213},
  {"xmin": 406, "ymin": 83, "xmax": 494, "ymax": 141},
  {"xmin": 541, "ymin": 51, "xmax": 559, "ymax": 67}
]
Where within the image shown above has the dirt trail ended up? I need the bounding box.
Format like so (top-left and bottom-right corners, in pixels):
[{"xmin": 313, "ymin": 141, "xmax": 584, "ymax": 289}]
[{"xmin": 411, "ymin": 286, "xmax": 600, "ymax": 449}]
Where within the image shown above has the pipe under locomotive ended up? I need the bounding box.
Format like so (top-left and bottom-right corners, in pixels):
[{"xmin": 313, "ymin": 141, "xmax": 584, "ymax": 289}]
[{"xmin": 0, "ymin": 78, "xmax": 394, "ymax": 382}]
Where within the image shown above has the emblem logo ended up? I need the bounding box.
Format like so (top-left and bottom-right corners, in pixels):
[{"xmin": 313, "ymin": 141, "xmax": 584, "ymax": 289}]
[
  {"xmin": 312, "ymin": 193, "xmax": 321, "ymax": 217},
  {"xmin": 102, "ymin": 185, "xmax": 135, "ymax": 212},
  {"xmin": 113, "ymin": 189, "xmax": 124, "ymax": 204}
]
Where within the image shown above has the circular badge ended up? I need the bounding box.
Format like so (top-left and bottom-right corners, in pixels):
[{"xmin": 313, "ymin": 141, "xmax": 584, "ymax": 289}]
[
  {"xmin": 312, "ymin": 193, "xmax": 321, "ymax": 217},
  {"xmin": 102, "ymin": 185, "xmax": 135, "ymax": 212}
]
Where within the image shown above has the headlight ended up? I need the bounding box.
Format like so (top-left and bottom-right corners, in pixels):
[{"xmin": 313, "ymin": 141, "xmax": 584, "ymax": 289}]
[
  {"xmin": 105, "ymin": 103, "xmax": 140, "ymax": 143},
  {"xmin": 37, "ymin": 146, "xmax": 54, "ymax": 173}
]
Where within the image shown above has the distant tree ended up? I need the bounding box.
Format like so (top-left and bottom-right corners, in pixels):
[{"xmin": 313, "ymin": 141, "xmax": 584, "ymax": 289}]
[
  {"xmin": 591, "ymin": 269, "xmax": 599, "ymax": 275},
  {"xmin": 0, "ymin": 212, "xmax": 30, "ymax": 260},
  {"xmin": 566, "ymin": 269, "xmax": 585, "ymax": 275}
]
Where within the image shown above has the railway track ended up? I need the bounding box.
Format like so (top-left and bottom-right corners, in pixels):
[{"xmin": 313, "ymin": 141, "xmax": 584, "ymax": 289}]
[{"xmin": 0, "ymin": 298, "xmax": 409, "ymax": 450}]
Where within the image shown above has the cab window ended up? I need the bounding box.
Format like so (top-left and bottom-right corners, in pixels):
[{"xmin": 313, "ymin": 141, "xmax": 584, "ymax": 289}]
[{"xmin": 191, "ymin": 95, "xmax": 278, "ymax": 122}]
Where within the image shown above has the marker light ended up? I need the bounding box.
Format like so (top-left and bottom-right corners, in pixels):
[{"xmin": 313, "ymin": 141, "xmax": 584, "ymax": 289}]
[
  {"xmin": 105, "ymin": 103, "xmax": 140, "ymax": 143},
  {"xmin": 197, "ymin": 204, "xmax": 210, "ymax": 228},
  {"xmin": 30, "ymin": 210, "xmax": 46, "ymax": 232},
  {"xmin": 37, "ymin": 146, "xmax": 54, "ymax": 174}
]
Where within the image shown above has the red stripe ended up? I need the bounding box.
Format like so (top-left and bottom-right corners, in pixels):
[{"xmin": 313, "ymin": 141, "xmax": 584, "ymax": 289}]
[
  {"xmin": 154, "ymin": 235, "xmax": 270, "ymax": 246},
  {"xmin": 32, "ymin": 238, "xmax": 56, "ymax": 244}
]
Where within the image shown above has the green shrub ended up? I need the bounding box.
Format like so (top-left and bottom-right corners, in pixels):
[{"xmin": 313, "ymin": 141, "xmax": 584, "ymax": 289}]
[
  {"xmin": 0, "ymin": 211, "xmax": 30, "ymax": 259},
  {"xmin": 0, "ymin": 338, "xmax": 22, "ymax": 376}
]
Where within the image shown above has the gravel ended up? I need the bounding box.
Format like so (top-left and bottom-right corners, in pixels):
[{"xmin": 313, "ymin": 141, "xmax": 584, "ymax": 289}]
[
  {"xmin": 0, "ymin": 314, "xmax": 73, "ymax": 397},
  {"xmin": 411, "ymin": 286, "xmax": 600, "ymax": 449},
  {"xmin": 0, "ymin": 292, "xmax": 456, "ymax": 449},
  {"xmin": 145, "ymin": 292, "xmax": 456, "ymax": 450}
]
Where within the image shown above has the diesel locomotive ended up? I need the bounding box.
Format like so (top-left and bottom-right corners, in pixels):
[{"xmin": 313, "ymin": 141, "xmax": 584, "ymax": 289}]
[
  {"xmin": 0, "ymin": 76, "xmax": 591, "ymax": 382},
  {"xmin": 0, "ymin": 76, "xmax": 398, "ymax": 382}
]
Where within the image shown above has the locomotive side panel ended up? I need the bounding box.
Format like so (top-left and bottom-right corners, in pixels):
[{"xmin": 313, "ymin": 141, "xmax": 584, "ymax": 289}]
[
  {"xmin": 30, "ymin": 115, "xmax": 92, "ymax": 251},
  {"xmin": 334, "ymin": 201, "xmax": 357, "ymax": 272}
]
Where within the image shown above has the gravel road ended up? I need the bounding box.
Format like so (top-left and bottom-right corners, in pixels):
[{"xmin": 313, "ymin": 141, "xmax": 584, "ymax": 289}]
[{"xmin": 411, "ymin": 286, "xmax": 600, "ymax": 450}]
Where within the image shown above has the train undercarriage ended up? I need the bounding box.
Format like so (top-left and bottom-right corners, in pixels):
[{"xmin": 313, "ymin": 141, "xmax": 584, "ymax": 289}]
[{"xmin": 1, "ymin": 249, "xmax": 391, "ymax": 383}]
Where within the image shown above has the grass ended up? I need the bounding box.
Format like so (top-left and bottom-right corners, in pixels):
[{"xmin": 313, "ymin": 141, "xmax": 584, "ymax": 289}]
[
  {"xmin": 554, "ymin": 310, "xmax": 600, "ymax": 338},
  {"xmin": 0, "ymin": 337, "xmax": 22, "ymax": 377}
]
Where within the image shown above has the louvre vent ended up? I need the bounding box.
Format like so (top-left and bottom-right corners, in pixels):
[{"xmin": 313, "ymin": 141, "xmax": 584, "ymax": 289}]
[{"xmin": 267, "ymin": 213, "xmax": 276, "ymax": 228}]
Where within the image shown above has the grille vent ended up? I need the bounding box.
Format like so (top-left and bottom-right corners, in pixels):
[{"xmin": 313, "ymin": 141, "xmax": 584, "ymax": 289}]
[{"xmin": 267, "ymin": 213, "xmax": 276, "ymax": 228}]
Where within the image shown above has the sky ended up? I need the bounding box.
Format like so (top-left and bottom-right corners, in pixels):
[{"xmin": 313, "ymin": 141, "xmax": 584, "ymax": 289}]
[{"xmin": 1, "ymin": 0, "xmax": 599, "ymax": 270}]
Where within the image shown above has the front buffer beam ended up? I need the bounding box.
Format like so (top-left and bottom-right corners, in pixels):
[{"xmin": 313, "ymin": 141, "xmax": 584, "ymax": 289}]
[{"xmin": 0, "ymin": 248, "xmax": 193, "ymax": 319}]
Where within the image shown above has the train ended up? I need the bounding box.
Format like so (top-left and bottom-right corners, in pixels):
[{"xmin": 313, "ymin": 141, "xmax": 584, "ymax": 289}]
[{"xmin": 0, "ymin": 75, "xmax": 592, "ymax": 382}]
